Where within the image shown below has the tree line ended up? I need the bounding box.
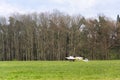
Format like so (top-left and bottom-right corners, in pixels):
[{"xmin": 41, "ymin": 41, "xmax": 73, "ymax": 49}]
[{"xmin": 0, "ymin": 11, "xmax": 120, "ymax": 61}]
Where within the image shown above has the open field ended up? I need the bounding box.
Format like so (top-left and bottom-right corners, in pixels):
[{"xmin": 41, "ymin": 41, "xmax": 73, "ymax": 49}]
[{"xmin": 0, "ymin": 60, "xmax": 120, "ymax": 80}]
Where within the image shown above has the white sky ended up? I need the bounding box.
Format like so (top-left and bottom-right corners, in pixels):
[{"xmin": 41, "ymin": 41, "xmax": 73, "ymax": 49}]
[{"xmin": 0, "ymin": 0, "xmax": 120, "ymax": 20}]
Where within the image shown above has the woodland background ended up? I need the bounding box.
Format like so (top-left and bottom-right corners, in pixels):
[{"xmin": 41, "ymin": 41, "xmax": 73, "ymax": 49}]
[{"xmin": 0, "ymin": 11, "xmax": 120, "ymax": 60}]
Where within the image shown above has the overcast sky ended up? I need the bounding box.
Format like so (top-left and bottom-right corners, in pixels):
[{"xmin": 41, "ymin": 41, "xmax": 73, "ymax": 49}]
[{"xmin": 0, "ymin": 0, "xmax": 120, "ymax": 20}]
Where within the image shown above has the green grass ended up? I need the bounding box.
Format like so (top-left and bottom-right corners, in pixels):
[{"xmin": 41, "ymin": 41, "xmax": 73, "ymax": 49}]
[{"xmin": 0, "ymin": 60, "xmax": 120, "ymax": 80}]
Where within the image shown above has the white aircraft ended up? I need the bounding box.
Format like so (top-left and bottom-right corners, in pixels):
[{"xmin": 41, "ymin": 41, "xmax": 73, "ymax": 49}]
[{"xmin": 66, "ymin": 56, "xmax": 89, "ymax": 62}]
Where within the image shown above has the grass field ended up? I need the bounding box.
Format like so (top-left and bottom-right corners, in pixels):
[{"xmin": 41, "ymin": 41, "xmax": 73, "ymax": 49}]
[{"xmin": 0, "ymin": 60, "xmax": 120, "ymax": 80}]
